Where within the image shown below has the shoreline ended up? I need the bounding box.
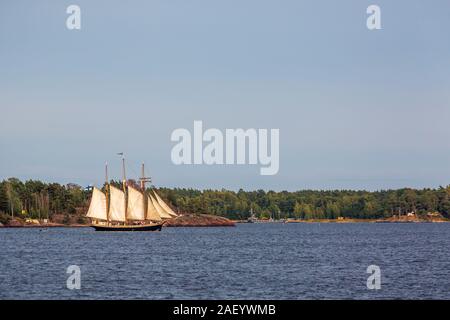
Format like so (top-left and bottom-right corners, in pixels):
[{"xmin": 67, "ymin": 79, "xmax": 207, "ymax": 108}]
[
  {"xmin": 1, "ymin": 223, "xmax": 89, "ymax": 228},
  {"xmin": 234, "ymin": 217, "xmax": 449, "ymax": 224},
  {"xmin": 1, "ymin": 216, "xmax": 448, "ymax": 229},
  {"xmin": 0, "ymin": 214, "xmax": 236, "ymax": 229}
]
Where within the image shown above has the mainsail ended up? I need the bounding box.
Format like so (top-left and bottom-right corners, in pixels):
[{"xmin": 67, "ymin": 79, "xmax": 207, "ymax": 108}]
[
  {"xmin": 150, "ymin": 194, "xmax": 173, "ymax": 219},
  {"xmin": 86, "ymin": 187, "xmax": 107, "ymax": 220},
  {"xmin": 147, "ymin": 196, "xmax": 162, "ymax": 221},
  {"xmin": 127, "ymin": 186, "xmax": 145, "ymax": 220},
  {"xmin": 109, "ymin": 185, "xmax": 126, "ymax": 222},
  {"xmin": 153, "ymin": 191, "xmax": 178, "ymax": 218}
]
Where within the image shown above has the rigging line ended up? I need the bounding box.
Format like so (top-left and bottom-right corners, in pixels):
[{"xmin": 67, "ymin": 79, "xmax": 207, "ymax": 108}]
[{"xmin": 121, "ymin": 158, "xmax": 141, "ymax": 182}]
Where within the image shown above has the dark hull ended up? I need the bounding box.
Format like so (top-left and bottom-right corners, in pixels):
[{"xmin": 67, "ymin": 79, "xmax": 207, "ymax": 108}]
[{"xmin": 92, "ymin": 223, "xmax": 163, "ymax": 232}]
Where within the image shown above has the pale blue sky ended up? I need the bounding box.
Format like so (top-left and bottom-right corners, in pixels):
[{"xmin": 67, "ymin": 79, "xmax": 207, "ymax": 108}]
[{"xmin": 1, "ymin": 0, "xmax": 450, "ymax": 191}]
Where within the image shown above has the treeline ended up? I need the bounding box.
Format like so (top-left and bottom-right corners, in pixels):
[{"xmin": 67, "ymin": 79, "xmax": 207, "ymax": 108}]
[
  {"xmin": 1, "ymin": 178, "xmax": 450, "ymax": 223},
  {"xmin": 158, "ymin": 186, "xmax": 450, "ymax": 220},
  {"xmin": 0, "ymin": 178, "xmax": 87, "ymax": 224}
]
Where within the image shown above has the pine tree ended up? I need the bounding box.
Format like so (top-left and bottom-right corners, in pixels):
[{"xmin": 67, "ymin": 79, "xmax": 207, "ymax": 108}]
[
  {"xmin": 0, "ymin": 182, "xmax": 8, "ymax": 213},
  {"xmin": 293, "ymin": 202, "xmax": 302, "ymax": 219}
]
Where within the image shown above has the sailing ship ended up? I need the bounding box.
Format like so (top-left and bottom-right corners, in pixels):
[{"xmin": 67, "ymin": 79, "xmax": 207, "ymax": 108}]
[{"xmin": 86, "ymin": 157, "xmax": 178, "ymax": 231}]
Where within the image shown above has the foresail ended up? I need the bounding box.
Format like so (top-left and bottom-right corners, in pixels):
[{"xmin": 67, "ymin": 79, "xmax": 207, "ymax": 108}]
[
  {"xmin": 153, "ymin": 191, "xmax": 178, "ymax": 217},
  {"xmin": 86, "ymin": 187, "xmax": 107, "ymax": 220},
  {"xmin": 109, "ymin": 185, "xmax": 126, "ymax": 222},
  {"xmin": 127, "ymin": 186, "xmax": 145, "ymax": 220},
  {"xmin": 147, "ymin": 196, "xmax": 162, "ymax": 221},
  {"xmin": 150, "ymin": 194, "xmax": 173, "ymax": 219}
]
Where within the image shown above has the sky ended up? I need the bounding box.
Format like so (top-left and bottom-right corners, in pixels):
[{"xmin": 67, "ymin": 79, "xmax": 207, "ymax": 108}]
[{"xmin": 1, "ymin": 0, "xmax": 450, "ymax": 191}]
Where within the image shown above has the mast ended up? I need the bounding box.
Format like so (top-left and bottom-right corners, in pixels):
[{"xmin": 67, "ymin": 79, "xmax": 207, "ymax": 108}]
[
  {"xmin": 121, "ymin": 155, "xmax": 128, "ymax": 224},
  {"xmin": 105, "ymin": 162, "xmax": 110, "ymax": 225},
  {"xmin": 140, "ymin": 162, "xmax": 152, "ymax": 220},
  {"xmin": 141, "ymin": 163, "xmax": 145, "ymax": 190},
  {"xmin": 142, "ymin": 163, "xmax": 147, "ymax": 221}
]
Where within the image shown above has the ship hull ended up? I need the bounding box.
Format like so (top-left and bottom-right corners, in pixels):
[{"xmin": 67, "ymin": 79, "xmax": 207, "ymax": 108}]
[{"xmin": 92, "ymin": 223, "xmax": 163, "ymax": 232}]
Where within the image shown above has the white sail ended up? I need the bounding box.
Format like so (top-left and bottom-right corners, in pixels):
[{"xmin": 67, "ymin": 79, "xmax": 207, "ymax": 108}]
[
  {"xmin": 147, "ymin": 196, "xmax": 162, "ymax": 221},
  {"xmin": 86, "ymin": 187, "xmax": 107, "ymax": 220},
  {"xmin": 109, "ymin": 185, "xmax": 126, "ymax": 222},
  {"xmin": 127, "ymin": 186, "xmax": 145, "ymax": 221},
  {"xmin": 150, "ymin": 194, "xmax": 173, "ymax": 219},
  {"xmin": 153, "ymin": 191, "xmax": 178, "ymax": 217}
]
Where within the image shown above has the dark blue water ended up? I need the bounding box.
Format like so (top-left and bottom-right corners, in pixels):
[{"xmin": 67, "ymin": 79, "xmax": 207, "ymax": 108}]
[{"xmin": 1, "ymin": 223, "xmax": 449, "ymax": 299}]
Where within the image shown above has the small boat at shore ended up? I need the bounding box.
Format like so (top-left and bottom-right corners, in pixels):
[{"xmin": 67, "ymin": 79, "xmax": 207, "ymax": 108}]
[
  {"xmin": 86, "ymin": 156, "xmax": 178, "ymax": 231},
  {"xmin": 246, "ymin": 208, "xmax": 257, "ymax": 223}
]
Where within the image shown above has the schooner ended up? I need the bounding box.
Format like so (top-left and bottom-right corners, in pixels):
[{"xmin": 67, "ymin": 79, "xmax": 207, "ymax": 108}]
[{"xmin": 86, "ymin": 157, "xmax": 178, "ymax": 231}]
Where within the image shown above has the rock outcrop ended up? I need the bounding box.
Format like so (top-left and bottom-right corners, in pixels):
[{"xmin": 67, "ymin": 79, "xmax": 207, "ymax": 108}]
[{"xmin": 164, "ymin": 214, "xmax": 235, "ymax": 227}]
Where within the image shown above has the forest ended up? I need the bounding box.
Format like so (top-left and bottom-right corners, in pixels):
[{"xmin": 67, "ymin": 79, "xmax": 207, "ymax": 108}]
[{"xmin": 1, "ymin": 177, "xmax": 450, "ymax": 224}]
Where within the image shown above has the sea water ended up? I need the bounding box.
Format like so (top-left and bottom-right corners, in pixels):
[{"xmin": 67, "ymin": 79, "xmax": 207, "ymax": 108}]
[{"xmin": 0, "ymin": 223, "xmax": 449, "ymax": 299}]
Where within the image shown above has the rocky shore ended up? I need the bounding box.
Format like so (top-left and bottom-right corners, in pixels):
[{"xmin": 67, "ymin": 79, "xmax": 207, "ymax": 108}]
[
  {"xmin": 164, "ymin": 214, "xmax": 235, "ymax": 227},
  {"xmin": 1, "ymin": 214, "xmax": 446, "ymax": 228},
  {"xmin": 283, "ymin": 215, "xmax": 449, "ymax": 223},
  {"xmin": 1, "ymin": 220, "xmax": 86, "ymax": 228},
  {"xmin": 0, "ymin": 214, "xmax": 235, "ymax": 228}
]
